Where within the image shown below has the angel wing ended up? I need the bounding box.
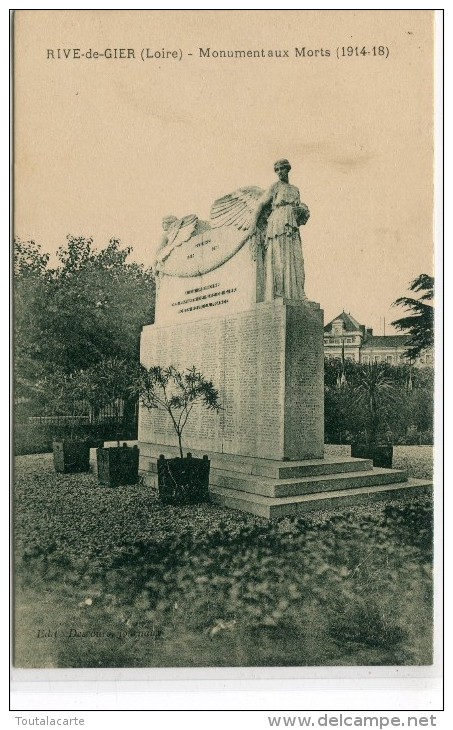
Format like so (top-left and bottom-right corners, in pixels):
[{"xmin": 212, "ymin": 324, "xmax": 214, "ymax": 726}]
[
  {"xmin": 210, "ymin": 186, "xmax": 264, "ymax": 232},
  {"xmin": 167, "ymin": 214, "xmax": 199, "ymax": 248}
]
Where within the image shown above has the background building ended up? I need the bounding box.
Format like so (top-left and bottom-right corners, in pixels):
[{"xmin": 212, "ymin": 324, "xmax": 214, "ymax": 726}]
[{"xmin": 324, "ymin": 312, "xmax": 433, "ymax": 367}]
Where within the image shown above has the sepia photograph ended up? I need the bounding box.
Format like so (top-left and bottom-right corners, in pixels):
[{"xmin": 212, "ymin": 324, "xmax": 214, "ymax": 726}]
[{"xmin": 12, "ymin": 9, "xmax": 438, "ymax": 679}]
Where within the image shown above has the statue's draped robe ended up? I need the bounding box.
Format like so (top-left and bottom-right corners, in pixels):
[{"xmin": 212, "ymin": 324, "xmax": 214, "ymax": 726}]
[
  {"xmin": 264, "ymin": 182, "xmax": 306, "ymax": 301},
  {"xmin": 154, "ymin": 183, "xmax": 307, "ymax": 303}
]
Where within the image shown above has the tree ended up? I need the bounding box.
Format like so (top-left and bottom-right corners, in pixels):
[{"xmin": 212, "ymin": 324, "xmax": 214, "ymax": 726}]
[
  {"xmin": 14, "ymin": 239, "xmax": 52, "ymax": 399},
  {"xmin": 353, "ymin": 363, "xmax": 396, "ymax": 445},
  {"xmin": 391, "ymin": 274, "xmax": 434, "ymax": 360},
  {"xmin": 323, "ymin": 358, "xmax": 434, "ymax": 445},
  {"xmin": 85, "ymin": 357, "xmax": 140, "ymax": 447},
  {"xmin": 34, "ymin": 368, "xmax": 92, "ymax": 439},
  {"xmin": 138, "ymin": 365, "xmax": 222, "ymax": 458},
  {"xmin": 14, "ymin": 238, "xmax": 50, "ymax": 278},
  {"xmin": 14, "ymin": 236, "xmax": 156, "ymax": 396}
]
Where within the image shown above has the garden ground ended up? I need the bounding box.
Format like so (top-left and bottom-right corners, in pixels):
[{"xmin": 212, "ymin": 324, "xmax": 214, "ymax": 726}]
[{"xmin": 13, "ymin": 447, "xmax": 433, "ymax": 668}]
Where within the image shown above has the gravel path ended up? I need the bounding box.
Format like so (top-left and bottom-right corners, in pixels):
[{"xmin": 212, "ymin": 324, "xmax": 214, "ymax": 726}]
[{"xmin": 14, "ymin": 445, "xmax": 433, "ymax": 531}]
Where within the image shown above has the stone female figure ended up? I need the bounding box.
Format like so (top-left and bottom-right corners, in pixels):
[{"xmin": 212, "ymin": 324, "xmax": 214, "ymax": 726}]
[{"xmin": 249, "ymin": 159, "xmax": 310, "ymax": 301}]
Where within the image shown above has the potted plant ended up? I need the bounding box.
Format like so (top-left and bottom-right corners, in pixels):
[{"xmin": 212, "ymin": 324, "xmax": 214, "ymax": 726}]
[
  {"xmin": 350, "ymin": 362, "xmax": 395, "ymax": 468},
  {"xmin": 41, "ymin": 370, "xmax": 91, "ymax": 474},
  {"xmin": 87, "ymin": 357, "xmax": 140, "ymax": 487},
  {"xmin": 138, "ymin": 365, "xmax": 222, "ymax": 505}
]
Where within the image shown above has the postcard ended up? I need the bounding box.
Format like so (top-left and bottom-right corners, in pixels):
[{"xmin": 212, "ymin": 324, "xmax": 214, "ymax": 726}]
[{"xmin": 12, "ymin": 8, "xmax": 440, "ymax": 708}]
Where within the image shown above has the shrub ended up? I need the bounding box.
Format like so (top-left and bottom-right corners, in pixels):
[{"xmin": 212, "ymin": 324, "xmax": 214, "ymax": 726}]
[
  {"xmin": 324, "ymin": 360, "xmax": 434, "ymax": 445},
  {"xmin": 14, "ymin": 421, "xmax": 137, "ymax": 455}
]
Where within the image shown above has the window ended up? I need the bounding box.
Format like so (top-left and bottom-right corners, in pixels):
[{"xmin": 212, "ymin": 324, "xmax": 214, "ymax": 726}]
[{"xmin": 386, "ymin": 355, "xmax": 394, "ymax": 364}]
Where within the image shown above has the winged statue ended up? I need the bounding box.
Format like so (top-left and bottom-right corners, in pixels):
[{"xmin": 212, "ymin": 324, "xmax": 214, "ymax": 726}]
[
  {"xmin": 154, "ymin": 159, "xmax": 310, "ymax": 300},
  {"xmin": 154, "ymin": 186, "xmax": 268, "ymax": 279}
]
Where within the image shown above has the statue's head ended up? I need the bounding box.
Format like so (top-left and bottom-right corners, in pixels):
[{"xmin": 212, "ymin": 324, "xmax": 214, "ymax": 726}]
[
  {"xmin": 274, "ymin": 158, "xmax": 291, "ymax": 173},
  {"xmin": 162, "ymin": 215, "xmax": 178, "ymax": 231}
]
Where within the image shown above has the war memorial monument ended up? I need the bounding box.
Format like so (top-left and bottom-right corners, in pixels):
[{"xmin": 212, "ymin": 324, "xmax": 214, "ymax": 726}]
[{"xmin": 138, "ymin": 160, "xmax": 431, "ymax": 517}]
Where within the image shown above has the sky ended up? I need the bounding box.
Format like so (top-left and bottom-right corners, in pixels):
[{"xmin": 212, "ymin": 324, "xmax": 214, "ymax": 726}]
[{"xmin": 14, "ymin": 10, "xmax": 435, "ymax": 334}]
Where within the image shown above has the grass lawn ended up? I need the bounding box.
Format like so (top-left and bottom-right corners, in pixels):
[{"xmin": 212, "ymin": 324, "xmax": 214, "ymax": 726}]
[{"xmin": 13, "ymin": 451, "xmax": 433, "ymax": 668}]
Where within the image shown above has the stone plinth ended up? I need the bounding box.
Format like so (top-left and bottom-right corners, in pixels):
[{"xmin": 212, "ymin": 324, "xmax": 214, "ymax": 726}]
[
  {"xmin": 138, "ymin": 443, "xmax": 432, "ymax": 519},
  {"xmin": 139, "ymin": 298, "xmax": 324, "ymax": 461}
]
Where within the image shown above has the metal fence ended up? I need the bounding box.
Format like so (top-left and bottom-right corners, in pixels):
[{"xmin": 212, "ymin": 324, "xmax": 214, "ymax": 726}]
[
  {"xmin": 15, "ymin": 400, "xmax": 139, "ymax": 455},
  {"xmin": 26, "ymin": 400, "xmax": 133, "ymax": 426}
]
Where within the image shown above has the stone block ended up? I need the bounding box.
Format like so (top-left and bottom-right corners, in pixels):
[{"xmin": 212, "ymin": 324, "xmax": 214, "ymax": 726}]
[
  {"xmin": 210, "ymin": 479, "xmax": 432, "ymax": 519},
  {"xmin": 139, "ymin": 299, "xmax": 324, "ymax": 461},
  {"xmin": 210, "ymin": 467, "xmax": 408, "ymax": 499}
]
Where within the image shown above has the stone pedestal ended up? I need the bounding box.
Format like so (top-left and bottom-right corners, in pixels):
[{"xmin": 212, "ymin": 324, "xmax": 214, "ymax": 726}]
[
  {"xmin": 138, "ymin": 177, "xmax": 432, "ymax": 517},
  {"xmin": 138, "ymin": 443, "xmax": 432, "ymax": 519},
  {"xmin": 139, "ymin": 298, "xmax": 324, "ymax": 461}
]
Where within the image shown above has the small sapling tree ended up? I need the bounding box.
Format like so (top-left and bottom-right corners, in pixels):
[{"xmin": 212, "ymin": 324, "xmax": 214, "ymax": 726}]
[{"xmin": 138, "ymin": 365, "xmax": 222, "ymax": 458}]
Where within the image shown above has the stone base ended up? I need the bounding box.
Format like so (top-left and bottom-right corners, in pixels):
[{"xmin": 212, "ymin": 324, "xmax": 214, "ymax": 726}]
[
  {"xmin": 139, "ymin": 442, "xmax": 432, "ymax": 519},
  {"xmin": 210, "ymin": 478, "xmax": 432, "ymax": 519},
  {"xmin": 139, "ymin": 299, "xmax": 324, "ymax": 461}
]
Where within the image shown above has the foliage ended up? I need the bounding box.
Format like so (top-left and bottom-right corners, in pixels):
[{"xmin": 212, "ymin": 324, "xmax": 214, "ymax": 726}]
[
  {"xmin": 391, "ymin": 274, "xmax": 434, "ymax": 360},
  {"xmin": 13, "ymin": 421, "xmax": 138, "ymax": 456},
  {"xmin": 14, "ymin": 453, "xmax": 433, "ymax": 667},
  {"xmin": 14, "ymin": 238, "xmax": 50, "ymax": 278},
  {"xmin": 85, "ymin": 357, "xmax": 140, "ymax": 447},
  {"xmin": 325, "ymin": 361, "xmax": 398, "ymax": 445},
  {"xmin": 24, "ymin": 360, "xmax": 140, "ymax": 444},
  {"xmin": 14, "ymin": 239, "xmax": 52, "ymax": 396},
  {"xmin": 13, "ymin": 236, "xmax": 155, "ymax": 399},
  {"xmin": 324, "ymin": 359, "xmax": 434, "ymax": 445},
  {"xmin": 34, "ymin": 369, "xmax": 93, "ymax": 439},
  {"xmin": 138, "ymin": 365, "xmax": 222, "ymax": 457},
  {"xmin": 353, "ymin": 363, "xmax": 396, "ymax": 445},
  {"xmin": 324, "ymin": 357, "xmax": 363, "ymax": 390}
]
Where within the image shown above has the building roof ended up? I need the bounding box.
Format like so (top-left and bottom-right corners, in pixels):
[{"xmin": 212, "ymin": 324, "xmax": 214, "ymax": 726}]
[
  {"xmin": 362, "ymin": 335, "xmax": 409, "ymax": 349},
  {"xmin": 324, "ymin": 311, "xmax": 363, "ymax": 333}
]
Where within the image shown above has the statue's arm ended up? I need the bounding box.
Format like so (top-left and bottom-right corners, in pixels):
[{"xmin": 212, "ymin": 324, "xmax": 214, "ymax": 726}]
[{"xmin": 287, "ymin": 185, "xmax": 309, "ymax": 226}]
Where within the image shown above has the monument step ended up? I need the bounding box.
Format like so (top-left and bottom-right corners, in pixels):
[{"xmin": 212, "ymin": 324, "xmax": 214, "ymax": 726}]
[
  {"xmin": 210, "ymin": 467, "xmax": 408, "ymax": 498},
  {"xmin": 207, "ymin": 455, "xmax": 374, "ymax": 479},
  {"xmin": 210, "ymin": 478, "xmax": 432, "ymax": 519},
  {"xmin": 138, "ymin": 443, "xmax": 373, "ymax": 478}
]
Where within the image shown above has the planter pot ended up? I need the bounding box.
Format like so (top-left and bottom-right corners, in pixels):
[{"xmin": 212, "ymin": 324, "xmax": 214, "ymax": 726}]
[
  {"xmin": 351, "ymin": 443, "xmax": 393, "ymax": 469},
  {"xmin": 97, "ymin": 444, "xmax": 139, "ymax": 487},
  {"xmin": 157, "ymin": 453, "xmax": 210, "ymax": 505},
  {"xmin": 53, "ymin": 440, "xmax": 90, "ymax": 474}
]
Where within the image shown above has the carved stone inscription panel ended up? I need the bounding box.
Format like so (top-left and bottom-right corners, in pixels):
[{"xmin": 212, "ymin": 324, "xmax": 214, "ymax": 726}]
[
  {"xmin": 139, "ymin": 300, "xmax": 324, "ymax": 461},
  {"xmin": 155, "ymin": 244, "xmax": 258, "ymax": 326},
  {"xmin": 284, "ymin": 303, "xmax": 324, "ymax": 459}
]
